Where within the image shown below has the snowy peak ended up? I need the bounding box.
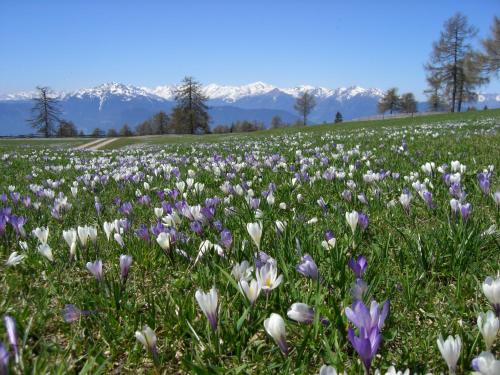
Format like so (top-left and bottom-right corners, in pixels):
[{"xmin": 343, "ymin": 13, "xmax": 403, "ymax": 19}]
[{"xmin": 1, "ymin": 81, "xmax": 386, "ymax": 103}]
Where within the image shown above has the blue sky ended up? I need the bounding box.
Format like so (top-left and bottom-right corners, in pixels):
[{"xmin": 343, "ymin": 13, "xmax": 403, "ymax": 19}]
[{"xmin": 0, "ymin": 0, "xmax": 498, "ymax": 98}]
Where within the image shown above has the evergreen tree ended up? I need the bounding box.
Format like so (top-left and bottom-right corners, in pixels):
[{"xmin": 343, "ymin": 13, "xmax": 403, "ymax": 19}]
[
  {"xmin": 57, "ymin": 120, "xmax": 78, "ymax": 137},
  {"xmin": 294, "ymin": 91, "xmax": 316, "ymax": 125},
  {"xmin": 92, "ymin": 128, "xmax": 105, "ymax": 137},
  {"xmin": 334, "ymin": 111, "xmax": 343, "ymax": 124},
  {"xmin": 481, "ymin": 16, "xmax": 500, "ymax": 76},
  {"xmin": 425, "ymin": 13, "xmax": 478, "ymax": 112},
  {"xmin": 271, "ymin": 116, "xmax": 283, "ymax": 129},
  {"xmin": 399, "ymin": 93, "xmax": 418, "ymax": 115},
  {"xmin": 378, "ymin": 88, "xmax": 400, "ymax": 115},
  {"xmin": 28, "ymin": 86, "xmax": 61, "ymax": 137},
  {"xmin": 171, "ymin": 77, "xmax": 210, "ymax": 134},
  {"xmin": 119, "ymin": 124, "xmax": 134, "ymax": 137},
  {"xmin": 151, "ymin": 111, "xmax": 170, "ymax": 134}
]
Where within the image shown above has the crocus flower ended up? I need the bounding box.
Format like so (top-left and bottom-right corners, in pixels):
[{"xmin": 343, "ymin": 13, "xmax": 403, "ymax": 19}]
[
  {"xmin": 156, "ymin": 232, "xmax": 171, "ymax": 252},
  {"xmin": 296, "ymin": 254, "xmax": 319, "ymax": 280},
  {"xmin": 86, "ymin": 260, "xmax": 103, "ymax": 281},
  {"xmin": 287, "ymin": 303, "xmax": 314, "ymax": 324},
  {"xmin": 77, "ymin": 226, "xmax": 89, "ymax": 247},
  {"xmin": 239, "ymin": 279, "xmax": 261, "ymax": 305},
  {"xmin": 114, "ymin": 233, "xmax": 125, "ymax": 248},
  {"xmin": 346, "ymin": 211, "xmax": 359, "ymax": 234},
  {"xmin": 482, "ymin": 276, "xmax": 500, "ymax": 317},
  {"xmin": 358, "ymin": 212, "xmax": 369, "ymax": 231},
  {"xmin": 437, "ymin": 334, "xmax": 461, "ymax": 374},
  {"xmin": 5, "ymin": 252, "xmax": 26, "ymax": 267},
  {"xmin": 0, "ymin": 341, "xmax": 7, "ymax": 374},
  {"xmin": 195, "ymin": 287, "xmax": 218, "ymax": 331},
  {"xmin": 347, "ymin": 326, "xmax": 381, "ymax": 373},
  {"xmin": 319, "ymin": 365, "xmax": 346, "ymax": 375},
  {"xmin": 119, "ymin": 255, "xmax": 133, "ymax": 283},
  {"xmin": 32, "ymin": 226, "xmax": 49, "ymax": 244},
  {"xmin": 345, "ymin": 300, "xmax": 390, "ymax": 333},
  {"xmin": 264, "ymin": 313, "xmax": 288, "ymax": 356},
  {"xmin": 256, "ymin": 262, "xmax": 283, "ymax": 292},
  {"xmin": 231, "ymin": 260, "xmax": 253, "ymax": 282},
  {"xmin": 254, "ymin": 251, "xmax": 276, "ymax": 269},
  {"xmin": 348, "ymin": 256, "xmax": 368, "ymax": 279},
  {"xmin": 4, "ymin": 316, "xmax": 18, "ymax": 362},
  {"xmin": 38, "ymin": 243, "xmax": 54, "ymax": 262},
  {"xmin": 471, "ymin": 351, "xmax": 500, "ymax": 375},
  {"xmin": 103, "ymin": 222, "xmax": 114, "ymax": 240},
  {"xmin": 62, "ymin": 304, "xmax": 84, "ymax": 323},
  {"xmin": 477, "ymin": 310, "xmax": 499, "ymax": 351},
  {"xmin": 220, "ymin": 229, "xmax": 233, "ymax": 249},
  {"xmin": 135, "ymin": 325, "xmax": 158, "ymax": 358},
  {"xmin": 247, "ymin": 222, "xmax": 263, "ymax": 249},
  {"xmin": 62, "ymin": 229, "xmax": 77, "ymax": 260},
  {"xmin": 350, "ymin": 278, "xmax": 368, "ymax": 301}
]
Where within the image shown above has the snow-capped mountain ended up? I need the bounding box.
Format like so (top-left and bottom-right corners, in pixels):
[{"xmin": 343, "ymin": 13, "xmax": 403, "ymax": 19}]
[{"xmin": 0, "ymin": 81, "xmax": 498, "ymax": 135}]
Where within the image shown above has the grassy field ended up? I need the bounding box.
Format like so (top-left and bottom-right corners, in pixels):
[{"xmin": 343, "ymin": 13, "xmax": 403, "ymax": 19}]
[{"xmin": 0, "ymin": 110, "xmax": 499, "ymax": 374}]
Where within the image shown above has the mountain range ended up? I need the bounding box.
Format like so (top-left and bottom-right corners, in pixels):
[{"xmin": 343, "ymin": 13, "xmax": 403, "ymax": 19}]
[{"xmin": 0, "ymin": 82, "xmax": 498, "ymax": 135}]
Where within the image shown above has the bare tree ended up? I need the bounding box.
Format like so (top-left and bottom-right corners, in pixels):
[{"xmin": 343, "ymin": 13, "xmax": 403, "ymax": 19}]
[
  {"xmin": 171, "ymin": 77, "xmax": 210, "ymax": 134},
  {"xmin": 28, "ymin": 86, "xmax": 61, "ymax": 137},
  {"xmin": 481, "ymin": 16, "xmax": 500, "ymax": 76},
  {"xmin": 378, "ymin": 88, "xmax": 400, "ymax": 115},
  {"xmin": 399, "ymin": 93, "xmax": 418, "ymax": 116},
  {"xmin": 294, "ymin": 91, "xmax": 316, "ymax": 125},
  {"xmin": 425, "ymin": 13, "xmax": 478, "ymax": 112}
]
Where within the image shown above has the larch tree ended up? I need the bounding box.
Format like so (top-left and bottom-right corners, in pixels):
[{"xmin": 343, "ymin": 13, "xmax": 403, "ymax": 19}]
[
  {"xmin": 171, "ymin": 76, "xmax": 210, "ymax": 134},
  {"xmin": 425, "ymin": 13, "xmax": 478, "ymax": 112},
  {"xmin": 399, "ymin": 93, "xmax": 418, "ymax": 116},
  {"xmin": 481, "ymin": 16, "xmax": 500, "ymax": 76},
  {"xmin": 334, "ymin": 111, "xmax": 343, "ymax": 124},
  {"xmin": 378, "ymin": 88, "xmax": 400, "ymax": 115},
  {"xmin": 294, "ymin": 91, "xmax": 316, "ymax": 126},
  {"xmin": 28, "ymin": 86, "xmax": 61, "ymax": 137}
]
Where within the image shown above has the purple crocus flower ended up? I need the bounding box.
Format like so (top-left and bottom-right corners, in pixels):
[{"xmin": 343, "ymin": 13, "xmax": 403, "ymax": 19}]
[
  {"xmin": 317, "ymin": 197, "xmax": 328, "ymax": 211},
  {"xmin": 95, "ymin": 201, "xmax": 103, "ymax": 215},
  {"xmin": 220, "ymin": 229, "xmax": 232, "ymax": 249},
  {"xmin": 347, "ymin": 326, "xmax": 382, "ymax": 373},
  {"xmin": 325, "ymin": 230, "xmax": 335, "ymax": 243},
  {"xmin": 3, "ymin": 316, "xmax": 18, "ymax": 363},
  {"xmin": 422, "ymin": 190, "xmax": 434, "ymax": 209},
  {"xmin": 0, "ymin": 341, "xmax": 8, "ymax": 374},
  {"xmin": 348, "ymin": 256, "xmax": 368, "ymax": 279},
  {"xmin": 22, "ymin": 196, "xmax": 31, "ymax": 208},
  {"xmin": 358, "ymin": 212, "xmax": 369, "ymax": 231},
  {"xmin": 62, "ymin": 304, "xmax": 93, "ymax": 323},
  {"xmin": 255, "ymin": 251, "xmax": 276, "ymax": 269},
  {"xmin": 345, "ymin": 300, "xmax": 390, "ymax": 373},
  {"xmin": 119, "ymin": 255, "xmax": 133, "ymax": 283},
  {"xmin": 9, "ymin": 216, "xmax": 27, "ymax": 237},
  {"xmin": 135, "ymin": 224, "xmax": 150, "ymax": 242},
  {"xmin": 296, "ymin": 254, "xmax": 319, "ymax": 280},
  {"xmin": 137, "ymin": 195, "xmax": 150, "ymax": 206},
  {"xmin": 119, "ymin": 202, "xmax": 133, "ymax": 216},
  {"xmin": 189, "ymin": 221, "xmax": 203, "ymax": 235},
  {"xmin": 350, "ymin": 278, "xmax": 368, "ymax": 301},
  {"xmin": 150, "ymin": 221, "xmax": 164, "ymax": 237},
  {"xmin": 477, "ymin": 172, "xmax": 491, "ymax": 195},
  {"xmin": 460, "ymin": 202, "xmax": 472, "ymax": 221},
  {"xmin": 86, "ymin": 260, "xmax": 104, "ymax": 281}
]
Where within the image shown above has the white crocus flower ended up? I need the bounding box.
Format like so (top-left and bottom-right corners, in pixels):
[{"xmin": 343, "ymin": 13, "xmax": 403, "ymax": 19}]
[
  {"xmin": 195, "ymin": 287, "xmax": 218, "ymax": 331},
  {"xmin": 264, "ymin": 313, "xmax": 288, "ymax": 355},
  {"xmin": 256, "ymin": 262, "xmax": 282, "ymax": 292},
  {"xmin": 156, "ymin": 232, "xmax": 171, "ymax": 251},
  {"xmin": 472, "ymin": 351, "xmax": 500, "ymax": 375},
  {"xmin": 246, "ymin": 222, "xmax": 263, "ymax": 249},
  {"xmin": 103, "ymin": 221, "xmax": 114, "ymax": 241},
  {"xmin": 437, "ymin": 334, "xmax": 461, "ymax": 374},
  {"xmin": 154, "ymin": 207, "xmax": 164, "ymax": 219},
  {"xmin": 135, "ymin": 325, "xmax": 157, "ymax": 354},
  {"xmin": 477, "ymin": 311, "xmax": 499, "ymax": 350},
  {"xmin": 62, "ymin": 229, "xmax": 78, "ymax": 260},
  {"xmin": 5, "ymin": 251, "xmax": 26, "ymax": 267},
  {"xmin": 239, "ymin": 279, "xmax": 261, "ymax": 305},
  {"xmin": 345, "ymin": 211, "xmax": 358, "ymax": 234},
  {"xmin": 77, "ymin": 226, "xmax": 90, "ymax": 246},
  {"xmin": 482, "ymin": 276, "xmax": 500, "ymax": 313},
  {"xmin": 32, "ymin": 227, "xmax": 49, "ymax": 244},
  {"xmin": 231, "ymin": 260, "xmax": 253, "ymax": 282},
  {"xmin": 38, "ymin": 243, "xmax": 54, "ymax": 262}
]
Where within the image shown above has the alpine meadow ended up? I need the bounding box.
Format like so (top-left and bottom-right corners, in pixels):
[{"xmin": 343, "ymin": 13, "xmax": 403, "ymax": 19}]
[{"xmin": 0, "ymin": 2, "xmax": 499, "ymax": 375}]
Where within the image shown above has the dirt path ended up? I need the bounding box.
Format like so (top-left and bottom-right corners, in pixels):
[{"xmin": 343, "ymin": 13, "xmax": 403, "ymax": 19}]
[
  {"xmin": 87, "ymin": 138, "xmax": 118, "ymax": 150},
  {"xmin": 74, "ymin": 138, "xmax": 105, "ymax": 150}
]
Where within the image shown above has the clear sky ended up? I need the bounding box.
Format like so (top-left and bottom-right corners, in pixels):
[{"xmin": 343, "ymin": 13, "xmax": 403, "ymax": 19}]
[{"xmin": 0, "ymin": 0, "xmax": 498, "ymax": 98}]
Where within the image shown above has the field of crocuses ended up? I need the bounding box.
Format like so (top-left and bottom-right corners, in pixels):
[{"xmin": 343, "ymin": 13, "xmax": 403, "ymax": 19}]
[{"xmin": 0, "ymin": 112, "xmax": 499, "ymax": 374}]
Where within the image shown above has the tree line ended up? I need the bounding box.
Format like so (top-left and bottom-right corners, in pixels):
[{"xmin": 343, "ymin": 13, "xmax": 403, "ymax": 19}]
[{"xmin": 27, "ymin": 13, "xmax": 498, "ymax": 137}]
